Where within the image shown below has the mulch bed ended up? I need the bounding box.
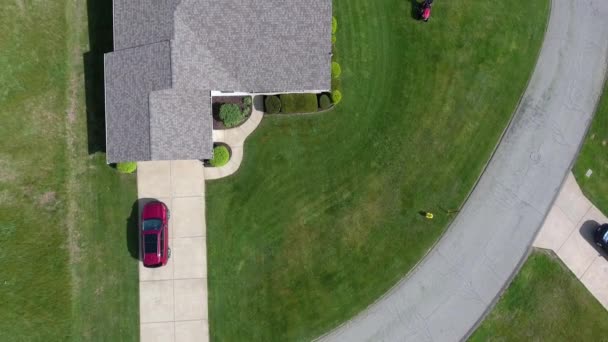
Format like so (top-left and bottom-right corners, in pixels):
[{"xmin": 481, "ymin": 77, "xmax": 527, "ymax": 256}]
[{"xmin": 212, "ymin": 96, "xmax": 252, "ymax": 130}]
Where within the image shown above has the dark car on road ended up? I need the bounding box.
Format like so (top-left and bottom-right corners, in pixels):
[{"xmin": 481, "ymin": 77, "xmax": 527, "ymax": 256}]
[
  {"xmin": 141, "ymin": 201, "xmax": 170, "ymax": 267},
  {"xmin": 593, "ymin": 223, "xmax": 608, "ymax": 253}
]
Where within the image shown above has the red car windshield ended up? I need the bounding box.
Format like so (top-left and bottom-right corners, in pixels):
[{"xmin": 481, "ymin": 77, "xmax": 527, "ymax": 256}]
[
  {"xmin": 143, "ymin": 219, "xmax": 163, "ymax": 231},
  {"xmin": 144, "ymin": 234, "xmax": 158, "ymax": 253}
]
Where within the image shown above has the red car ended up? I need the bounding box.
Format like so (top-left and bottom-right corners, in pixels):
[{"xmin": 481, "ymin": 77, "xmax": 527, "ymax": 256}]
[{"xmin": 141, "ymin": 201, "xmax": 170, "ymax": 267}]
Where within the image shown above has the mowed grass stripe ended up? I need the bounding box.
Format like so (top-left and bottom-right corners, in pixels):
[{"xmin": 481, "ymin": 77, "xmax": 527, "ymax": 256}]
[
  {"xmin": 1, "ymin": 0, "xmax": 139, "ymax": 340},
  {"xmin": 206, "ymin": 0, "xmax": 549, "ymax": 341}
]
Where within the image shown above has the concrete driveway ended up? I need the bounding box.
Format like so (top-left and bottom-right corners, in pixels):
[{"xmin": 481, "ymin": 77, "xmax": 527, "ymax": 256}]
[
  {"xmin": 137, "ymin": 160, "xmax": 209, "ymax": 342},
  {"xmin": 535, "ymin": 173, "xmax": 608, "ymax": 308}
]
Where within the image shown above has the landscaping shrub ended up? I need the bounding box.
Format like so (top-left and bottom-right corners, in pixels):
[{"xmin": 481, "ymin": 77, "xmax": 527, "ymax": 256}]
[
  {"xmin": 265, "ymin": 95, "xmax": 281, "ymax": 114},
  {"xmin": 210, "ymin": 145, "xmax": 230, "ymax": 167},
  {"xmin": 219, "ymin": 103, "xmax": 245, "ymax": 127},
  {"xmin": 280, "ymin": 93, "xmax": 318, "ymax": 113},
  {"xmin": 332, "ymin": 16, "xmax": 337, "ymax": 34},
  {"xmin": 116, "ymin": 162, "xmax": 137, "ymax": 174},
  {"xmin": 332, "ymin": 62, "xmax": 342, "ymax": 79},
  {"xmin": 332, "ymin": 90, "xmax": 342, "ymax": 105},
  {"xmin": 319, "ymin": 94, "xmax": 332, "ymax": 110},
  {"xmin": 243, "ymin": 96, "xmax": 252, "ymax": 106}
]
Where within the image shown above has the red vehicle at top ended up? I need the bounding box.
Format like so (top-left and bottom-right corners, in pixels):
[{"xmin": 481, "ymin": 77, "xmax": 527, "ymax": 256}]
[{"xmin": 141, "ymin": 201, "xmax": 170, "ymax": 267}]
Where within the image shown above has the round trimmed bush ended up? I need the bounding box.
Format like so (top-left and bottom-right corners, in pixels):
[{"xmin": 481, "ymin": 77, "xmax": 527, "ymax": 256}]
[
  {"xmin": 219, "ymin": 103, "xmax": 245, "ymax": 127},
  {"xmin": 265, "ymin": 95, "xmax": 281, "ymax": 114},
  {"xmin": 332, "ymin": 90, "xmax": 342, "ymax": 105},
  {"xmin": 332, "ymin": 16, "xmax": 337, "ymax": 34},
  {"xmin": 243, "ymin": 96, "xmax": 252, "ymax": 106},
  {"xmin": 210, "ymin": 145, "xmax": 230, "ymax": 167},
  {"xmin": 331, "ymin": 62, "xmax": 341, "ymax": 78},
  {"xmin": 319, "ymin": 94, "xmax": 332, "ymax": 110},
  {"xmin": 117, "ymin": 161, "xmax": 137, "ymax": 174}
]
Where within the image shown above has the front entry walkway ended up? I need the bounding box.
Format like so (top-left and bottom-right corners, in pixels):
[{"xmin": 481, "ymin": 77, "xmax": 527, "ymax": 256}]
[
  {"xmin": 137, "ymin": 160, "xmax": 209, "ymax": 342},
  {"xmin": 534, "ymin": 173, "xmax": 608, "ymax": 309}
]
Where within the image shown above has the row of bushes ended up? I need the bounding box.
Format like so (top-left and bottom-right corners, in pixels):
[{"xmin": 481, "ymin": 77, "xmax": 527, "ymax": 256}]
[
  {"xmin": 264, "ymin": 93, "xmax": 335, "ymax": 114},
  {"xmin": 331, "ymin": 16, "xmax": 343, "ymax": 105}
]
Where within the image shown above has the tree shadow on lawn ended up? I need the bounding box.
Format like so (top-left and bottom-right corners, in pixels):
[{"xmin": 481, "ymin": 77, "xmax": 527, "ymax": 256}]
[
  {"xmin": 578, "ymin": 219, "xmax": 608, "ymax": 262},
  {"xmin": 83, "ymin": 0, "xmax": 113, "ymax": 154},
  {"xmin": 410, "ymin": 0, "xmax": 422, "ymax": 20}
]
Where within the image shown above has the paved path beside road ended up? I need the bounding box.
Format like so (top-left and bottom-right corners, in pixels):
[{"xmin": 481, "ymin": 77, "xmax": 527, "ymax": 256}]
[
  {"xmin": 535, "ymin": 173, "xmax": 608, "ymax": 309},
  {"xmin": 137, "ymin": 160, "xmax": 209, "ymax": 342},
  {"xmin": 319, "ymin": 0, "xmax": 608, "ymax": 341}
]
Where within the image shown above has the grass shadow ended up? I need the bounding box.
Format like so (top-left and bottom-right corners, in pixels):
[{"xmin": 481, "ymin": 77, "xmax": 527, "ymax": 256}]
[
  {"xmin": 411, "ymin": 0, "xmax": 421, "ymax": 20},
  {"xmin": 84, "ymin": 0, "xmax": 113, "ymax": 154},
  {"xmin": 126, "ymin": 200, "xmax": 140, "ymax": 260}
]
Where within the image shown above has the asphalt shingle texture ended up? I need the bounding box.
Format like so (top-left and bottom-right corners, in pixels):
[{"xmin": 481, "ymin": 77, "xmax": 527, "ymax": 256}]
[
  {"xmin": 104, "ymin": 42, "xmax": 172, "ymax": 163},
  {"xmin": 105, "ymin": 0, "xmax": 332, "ymax": 163},
  {"xmin": 112, "ymin": 0, "xmax": 181, "ymax": 51},
  {"xmin": 149, "ymin": 89, "xmax": 213, "ymax": 160}
]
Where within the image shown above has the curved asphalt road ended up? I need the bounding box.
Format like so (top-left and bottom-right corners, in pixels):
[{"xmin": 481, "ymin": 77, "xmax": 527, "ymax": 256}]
[{"xmin": 319, "ymin": 1, "xmax": 608, "ymax": 341}]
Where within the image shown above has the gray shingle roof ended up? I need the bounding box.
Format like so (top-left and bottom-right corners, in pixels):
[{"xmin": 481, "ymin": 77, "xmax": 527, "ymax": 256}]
[
  {"xmin": 149, "ymin": 89, "xmax": 213, "ymax": 160},
  {"xmin": 172, "ymin": 0, "xmax": 332, "ymax": 92},
  {"xmin": 105, "ymin": 0, "xmax": 332, "ymax": 163},
  {"xmin": 104, "ymin": 42, "xmax": 172, "ymax": 163},
  {"xmin": 112, "ymin": 0, "xmax": 181, "ymax": 51}
]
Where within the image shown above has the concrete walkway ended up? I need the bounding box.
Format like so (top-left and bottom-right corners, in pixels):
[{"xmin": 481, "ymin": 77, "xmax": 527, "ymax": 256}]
[
  {"xmin": 319, "ymin": 1, "xmax": 608, "ymax": 341},
  {"xmin": 534, "ymin": 173, "xmax": 608, "ymax": 309},
  {"xmin": 137, "ymin": 160, "xmax": 209, "ymax": 342},
  {"xmin": 204, "ymin": 100, "xmax": 264, "ymax": 180}
]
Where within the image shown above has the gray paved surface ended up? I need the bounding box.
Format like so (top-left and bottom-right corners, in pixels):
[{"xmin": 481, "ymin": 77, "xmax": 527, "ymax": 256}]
[
  {"xmin": 138, "ymin": 160, "xmax": 209, "ymax": 342},
  {"xmin": 319, "ymin": 1, "xmax": 608, "ymax": 341},
  {"xmin": 534, "ymin": 173, "xmax": 608, "ymax": 309}
]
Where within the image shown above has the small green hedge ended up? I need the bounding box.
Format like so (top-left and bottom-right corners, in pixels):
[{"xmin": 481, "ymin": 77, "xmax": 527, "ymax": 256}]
[
  {"xmin": 332, "ymin": 62, "xmax": 341, "ymax": 79},
  {"xmin": 332, "ymin": 90, "xmax": 342, "ymax": 105},
  {"xmin": 219, "ymin": 104, "xmax": 246, "ymax": 128},
  {"xmin": 265, "ymin": 95, "xmax": 281, "ymax": 114},
  {"xmin": 332, "ymin": 16, "xmax": 337, "ymax": 34},
  {"xmin": 319, "ymin": 94, "xmax": 332, "ymax": 110},
  {"xmin": 280, "ymin": 93, "xmax": 318, "ymax": 114},
  {"xmin": 243, "ymin": 96, "xmax": 252, "ymax": 106},
  {"xmin": 210, "ymin": 145, "xmax": 230, "ymax": 167},
  {"xmin": 116, "ymin": 162, "xmax": 137, "ymax": 174}
]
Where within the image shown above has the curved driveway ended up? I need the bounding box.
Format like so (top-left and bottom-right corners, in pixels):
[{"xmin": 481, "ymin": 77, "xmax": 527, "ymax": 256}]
[{"xmin": 319, "ymin": 1, "xmax": 608, "ymax": 341}]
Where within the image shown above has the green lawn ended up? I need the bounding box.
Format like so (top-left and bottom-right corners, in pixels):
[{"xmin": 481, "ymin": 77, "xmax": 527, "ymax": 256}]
[
  {"xmin": 574, "ymin": 85, "xmax": 608, "ymax": 215},
  {"xmin": 470, "ymin": 250, "xmax": 608, "ymax": 341},
  {"xmin": 206, "ymin": 0, "xmax": 549, "ymax": 341},
  {"xmin": 0, "ymin": 0, "xmax": 138, "ymax": 340},
  {"xmin": 280, "ymin": 93, "xmax": 319, "ymax": 114}
]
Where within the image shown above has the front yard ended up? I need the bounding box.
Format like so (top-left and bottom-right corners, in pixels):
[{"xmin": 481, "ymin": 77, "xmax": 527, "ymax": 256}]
[
  {"xmin": 470, "ymin": 250, "xmax": 608, "ymax": 341},
  {"xmin": 206, "ymin": 0, "xmax": 549, "ymax": 340}
]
